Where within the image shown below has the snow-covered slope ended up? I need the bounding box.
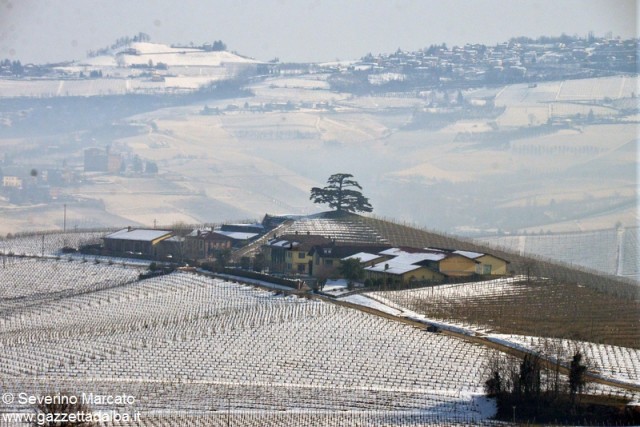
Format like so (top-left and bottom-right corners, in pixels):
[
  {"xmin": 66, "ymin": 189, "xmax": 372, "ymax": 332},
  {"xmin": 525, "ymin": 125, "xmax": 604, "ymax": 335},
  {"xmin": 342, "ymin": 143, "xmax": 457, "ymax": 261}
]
[{"xmin": 79, "ymin": 42, "xmax": 261, "ymax": 68}]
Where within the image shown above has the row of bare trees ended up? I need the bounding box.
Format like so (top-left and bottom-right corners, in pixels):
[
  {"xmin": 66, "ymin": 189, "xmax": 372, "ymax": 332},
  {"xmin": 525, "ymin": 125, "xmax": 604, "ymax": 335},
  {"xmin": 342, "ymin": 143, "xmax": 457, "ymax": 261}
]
[{"xmin": 482, "ymin": 350, "xmax": 632, "ymax": 424}]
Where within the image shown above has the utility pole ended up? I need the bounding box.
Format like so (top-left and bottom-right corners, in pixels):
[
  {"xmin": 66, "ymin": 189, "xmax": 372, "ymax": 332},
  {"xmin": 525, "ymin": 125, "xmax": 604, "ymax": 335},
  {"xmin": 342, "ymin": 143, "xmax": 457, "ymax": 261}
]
[
  {"xmin": 63, "ymin": 204, "xmax": 68, "ymax": 248},
  {"xmin": 226, "ymin": 391, "xmax": 230, "ymax": 427}
]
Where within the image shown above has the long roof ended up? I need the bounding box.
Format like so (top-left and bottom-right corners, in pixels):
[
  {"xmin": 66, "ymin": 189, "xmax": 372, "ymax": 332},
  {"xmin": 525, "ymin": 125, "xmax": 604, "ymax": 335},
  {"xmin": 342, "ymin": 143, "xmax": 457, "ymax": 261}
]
[
  {"xmin": 214, "ymin": 230, "xmax": 259, "ymax": 240},
  {"xmin": 364, "ymin": 247, "xmax": 473, "ymax": 277},
  {"xmin": 104, "ymin": 228, "xmax": 173, "ymax": 242},
  {"xmin": 379, "ymin": 248, "xmax": 447, "ymax": 262},
  {"xmin": 365, "ymin": 262, "xmax": 425, "ymax": 275},
  {"xmin": 342, "ymin": 252, "xmax": 385, "ymax": 263},
  {"xmin": 267, "ymin": 234, "xmax": 331, "ymax": 251},
  {"xmin": 453, "ymin": 250, "xmax": 485, "ymax": 259}
]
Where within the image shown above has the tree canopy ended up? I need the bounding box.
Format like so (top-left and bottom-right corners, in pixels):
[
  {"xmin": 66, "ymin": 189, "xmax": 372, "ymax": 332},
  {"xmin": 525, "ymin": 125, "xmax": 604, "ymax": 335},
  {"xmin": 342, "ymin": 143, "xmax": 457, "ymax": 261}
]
[
  {"xmin": 569, "ymin": 352, "xmax": 587, "ymax": 400},
  {"xmin": 339, "ymin": 258, "xmax": 365, "ymax": 287},
  {"xmin": 310, "ymin": 173, "xmax": 373, "ymax": 213}
]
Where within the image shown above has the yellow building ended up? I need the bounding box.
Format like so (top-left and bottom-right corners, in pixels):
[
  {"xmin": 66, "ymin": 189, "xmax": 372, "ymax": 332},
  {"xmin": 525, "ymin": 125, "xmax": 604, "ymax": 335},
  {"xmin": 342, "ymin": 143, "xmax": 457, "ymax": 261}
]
[
  {"xmin": 424, "ymin": 248, "xmax": 510, "ymax": 277},
  {"xmin": 2, "ymin": 176, "xmax": 22, "ymax": 188},
  {"xmin": 263, "ymin": 234, "xmax": 331, "ymax": 275},
  {"xmin": 438, "ymin": 254, "xmax": 479, "ymax": 277},
  {"xmin": 365, "ymin": 262, "xmax": 444, "ymax": 284},
  {"xmin": 453, "ymin": 250, "xmax": 509, "ymax": 275},
  {"xmin": 310, "ymin": 245, "xmax": 391, "ymax": 279}
]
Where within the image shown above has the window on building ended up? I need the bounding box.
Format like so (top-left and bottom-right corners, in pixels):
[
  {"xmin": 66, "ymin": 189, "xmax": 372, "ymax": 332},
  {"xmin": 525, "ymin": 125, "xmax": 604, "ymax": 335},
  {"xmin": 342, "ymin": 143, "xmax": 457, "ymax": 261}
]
[
  {"xmin": 298, "ymin": 252, "xmax": 306, "ymax": 259},
  {"xmin": 297, "ymin": 264, "xmax": 306, "ymax": 273},
  {"xmin": 325, "ymin": 259, "xmax": 333, "ymax": 266}
]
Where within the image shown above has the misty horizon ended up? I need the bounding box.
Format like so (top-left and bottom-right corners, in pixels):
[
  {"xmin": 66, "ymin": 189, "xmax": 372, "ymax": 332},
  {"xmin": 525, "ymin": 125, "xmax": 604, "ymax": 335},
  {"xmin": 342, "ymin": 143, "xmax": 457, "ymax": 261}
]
[{"xmin": 1, "ymin": 0, "xmax": 636, "ymax": 64}]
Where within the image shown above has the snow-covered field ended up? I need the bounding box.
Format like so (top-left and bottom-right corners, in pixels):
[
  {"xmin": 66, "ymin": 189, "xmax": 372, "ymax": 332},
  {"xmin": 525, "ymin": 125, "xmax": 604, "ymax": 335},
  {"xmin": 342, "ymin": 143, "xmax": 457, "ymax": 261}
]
[
  {"xmin": 0, "ymin": 42, "xmax": 256, "ymax": 97},
  {"xmin": 364, "ymin": 277, "xmax": 640, "ymax": 391},
  {"xmin": 494, "ymin": 75, "xmax": 637, "ymax": 127},
  {"xmin": 0, "ymin": 257, "xmax": 140, "ymax": 309},
  {"xmin": 368, "ymin": 277, "xmax": 528, "ymax": 316},
  {"xmin": 0, "ymin": 231, "xmax": 106, "ymax": 257},
  {"xmin": 0, "ymin": 238, "xmax": 502, "ymax": 424},
  {"xmin": 487, "ymin": 334, "xmax": 640, "ymax": 388},
  {"xmin": 477, "ymin": 226, "xmax": 639, "ymax": 280},
  {"xmin": 0, "ymin": 273, "xmax": 499, "ymax": 423},
  {"xmin": 0, "ymin": 74, "xmax": 234, "ymax": 97},
  {"xmin": 1, "ymin": 234, "xmax": 638, "ymax": 424},
  {"xmin": 80, "ymin": 42, "xmax": 260, "ymax": 68}
]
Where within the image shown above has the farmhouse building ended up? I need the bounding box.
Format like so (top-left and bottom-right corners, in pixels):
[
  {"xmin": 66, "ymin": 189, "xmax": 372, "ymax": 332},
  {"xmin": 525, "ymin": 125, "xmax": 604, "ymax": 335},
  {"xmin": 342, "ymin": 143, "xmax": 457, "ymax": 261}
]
[
  {"xmin": 2, "ymin": 176, "xmax": 22, "ymax": 188},
  {"xmin": 365, "ymin": 261, "xmax": 445, "ymax": 284},
  {"xmin": 221, "ymin": 223, "xmax": 265, "ymax": 234},
  {"xmin": 309, "ymin": 244, "xmax": 391, "ymax": 279},
  {"xmin": 347, "ymin": 246, "xmax": 508, "ymax": 285},
  {"xmin": 214, "ymin": 230, "xmax": 260, "ymax": 247},
  {"xmin": 263, "ymin": 234, "xmax": 331, "ymax": 275},
  {"xmin": 103, "ymin": 228, "xmax": 174, "ymax": 258},
  {"xmin": 84, "ymin": 147, "xmax": 122, "ymax": 173},
  {"xmin": 184, "ymin": 230, "xmax": 234, "ymax": 260},
  {"xmin": 453, "ymin": 250, "xmax": 509, "ymax": 275},
  {"xmin": 427, "ymin": 248, "xmax": 510, "ymax": 276},
  {"xmin": 155, "ymin": 236, "xmax": 185, "ymax": 261}
]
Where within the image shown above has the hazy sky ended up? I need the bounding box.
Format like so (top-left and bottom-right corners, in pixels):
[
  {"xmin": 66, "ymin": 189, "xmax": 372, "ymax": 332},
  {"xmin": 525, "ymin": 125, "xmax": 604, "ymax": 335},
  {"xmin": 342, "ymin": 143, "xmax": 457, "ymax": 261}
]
[{"xmin": 0, "ymin": 0, "xmax": 637, "ymax": 64}]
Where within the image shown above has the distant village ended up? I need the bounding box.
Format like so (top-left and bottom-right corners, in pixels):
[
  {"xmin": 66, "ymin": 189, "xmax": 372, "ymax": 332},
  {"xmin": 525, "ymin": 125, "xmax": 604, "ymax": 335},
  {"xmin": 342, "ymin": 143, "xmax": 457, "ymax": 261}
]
[
  {"xmin": 87, "ymin": 214, "xmax": 509, "ymax": 290},
  {"xmin": 0, "ymin": 146, "xmax": 157, "ymax": 204},
  {"xmin": 329, "ymin": 34, "xmax": 637, "ymax": 91},
  {"xmin": 1, "ymin": 33, "xmax": 634, "ymax": 90}
]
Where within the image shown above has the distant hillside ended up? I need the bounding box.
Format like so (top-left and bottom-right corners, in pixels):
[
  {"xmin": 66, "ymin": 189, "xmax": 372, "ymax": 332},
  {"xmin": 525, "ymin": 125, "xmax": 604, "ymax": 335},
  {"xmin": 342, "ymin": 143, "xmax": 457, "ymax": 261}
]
[
  {"xmin": 78, "ymin": 41, "xmax": 261, "ymax": 68},
  {"xmin": 0, "ymin": 41, "xmax": 265, "ymax": 100},
  {"xmin": 477, "ymin": 227, "xmax": 639, "ymax": 280}
]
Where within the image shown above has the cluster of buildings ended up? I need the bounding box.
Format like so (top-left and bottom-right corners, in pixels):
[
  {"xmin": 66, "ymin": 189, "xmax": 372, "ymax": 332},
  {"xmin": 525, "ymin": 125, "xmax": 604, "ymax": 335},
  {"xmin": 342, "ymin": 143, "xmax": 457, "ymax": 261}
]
[
  {"xmin": 349, "ymin": 36, "xmax": 637, "ymax": 86},
  {"xmin": 0, "ymin": 162, "xmax": 74, "ymax": 204},
  {"xmin": 101, "ymin": 223, "xmax": 264, "ymax": 261},
  {"xmin": 84, "ymin": 147, "xmax": 122, "ymax": 173},
  {"xmin": 99, "ymin": 221, "xmax": 508, "ymax": 286},
  {"xmin": 84, "ymin": 147, "xmax": 158, "ymax": 175},
  {"xmin": 0, "ymin": 145, "xmax": 156, "ymax": 206},
  {"xmin": 262, "ymin": 234, "xmax": 508, "ymax": 285}
]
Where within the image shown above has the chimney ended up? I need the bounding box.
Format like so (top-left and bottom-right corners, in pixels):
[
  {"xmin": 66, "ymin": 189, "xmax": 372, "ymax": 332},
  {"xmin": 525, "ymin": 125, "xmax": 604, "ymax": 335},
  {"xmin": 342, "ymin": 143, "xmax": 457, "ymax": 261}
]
[{"xmin": 127, "ymin": 226, "xmax": 132, "ymax": 232}]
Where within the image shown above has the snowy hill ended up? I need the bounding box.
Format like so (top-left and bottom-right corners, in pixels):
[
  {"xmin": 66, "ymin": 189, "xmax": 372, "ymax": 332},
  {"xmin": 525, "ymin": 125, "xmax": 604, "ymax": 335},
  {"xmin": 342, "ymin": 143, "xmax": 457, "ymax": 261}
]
[
  {"xmin": 79, "ymin": 41, "xmax": 261, "ymax": 68},
  {"xmin": 0, "ymin": 41, "xmax": 268, "ymax": 97}
]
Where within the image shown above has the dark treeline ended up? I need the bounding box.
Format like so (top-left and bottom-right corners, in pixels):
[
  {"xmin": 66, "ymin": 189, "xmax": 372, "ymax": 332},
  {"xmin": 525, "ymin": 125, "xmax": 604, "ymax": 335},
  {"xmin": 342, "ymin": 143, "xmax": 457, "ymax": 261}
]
[{"xmin": 485, "ymin": 352, "xmax": 640, "ymax": 424}]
